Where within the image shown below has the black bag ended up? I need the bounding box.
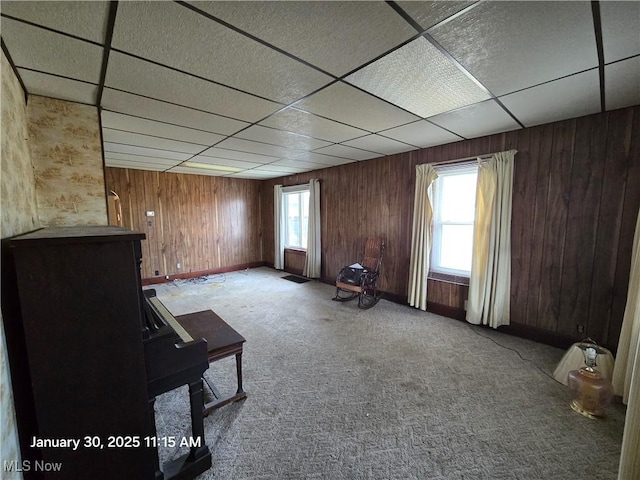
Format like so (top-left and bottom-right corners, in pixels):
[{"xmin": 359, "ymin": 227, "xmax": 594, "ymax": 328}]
[{"xmin": 342, "ymin": 267, "xmax": 365, "ymax": 285}]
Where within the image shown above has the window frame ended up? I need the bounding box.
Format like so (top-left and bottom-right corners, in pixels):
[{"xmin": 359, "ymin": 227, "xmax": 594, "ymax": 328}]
[
  {"xmin": 282, "ymin": 184, "xmax": 310, "ymax": 251},
  {"xmin": 430, "ymin": 162, "xmax": 478, "ymax": 278}
]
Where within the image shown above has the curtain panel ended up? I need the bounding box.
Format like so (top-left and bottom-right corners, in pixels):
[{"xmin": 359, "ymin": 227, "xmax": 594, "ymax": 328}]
[
  {"xmin": 614, "ymin": 207, "xmax": 640, "ymax": 478},
  {"xmin": 408, "ymin": 163, "xmax": 438, "ymax": 311},
  {"xmin": 273, "ymin": 184, "xmax": 284, "ymax": 270},
  {"xmin": 466, "ymin": 150, "xmax": 516, "ymax": 328},
  {"xmin": 303, "ymin": 179, "xmax": 321, "ymax": 278}
]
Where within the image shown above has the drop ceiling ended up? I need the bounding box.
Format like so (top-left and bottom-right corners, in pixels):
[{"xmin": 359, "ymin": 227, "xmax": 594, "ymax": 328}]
[{"xmin": 2, "ymin": 1, "xmax": 639, "ymax": 180}]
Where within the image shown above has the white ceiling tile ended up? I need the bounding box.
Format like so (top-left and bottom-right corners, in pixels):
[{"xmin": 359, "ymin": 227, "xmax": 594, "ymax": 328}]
[
  {"xmin": 101, "ymin": 111, "xmax": 226, "ymax": 146},
  {"xmin": 236, "ymin": 125, "xmax": 332, "ymax": 151},
  {"xmin": 259, "ymin": 108, "xmax": 368, "ymax": 143},
  {"xmin": 269, "ymin": 158, "xmax": 328, "ymax": 170},
  {"xmin": 187, "ymin": 1, "xmax": 416, "ymax": 77},
  {"xmin": 605, "ymin": 57, "xmax": 640, "ymax": 111},
  {"xmin": 103, "ymin": 142, "xmax": 192, "ymax": 161},
  {"xmin": 295, "ymin": 82, "xmax": 420, "ymax": 132},
  {"xmin": 112, "ymin": 1, "xmax": 332, "ymax": 104},
  {"xmin": 379, "ymin": 120, "xmax": 462, "ymax": 148},
  {"xmin": 396, "ymin": 1, "xmax": 476, "ymax": 31},
  {"xmin": 1, "ymin": 17, "xmax": 103, "ymax": 83},
  {"xmin": 100, "ymin": 88, "xmax": 248, "ymax": 136},
  {"xmin": 0, "ymin": 1, "xmax": 110, "ymax": 43},
  {"xmin": 252, "ymin": 165, "xmax": 301, "ymax": 173},
  {"xmin": 312, "ymin": 144, "xmax": 380, "ymax": 161},
  {"xmin": 342, "ymin": 135, "xmax": 415, "ymax": 155},
  {"xmin": 289, "ymin": 152, "xmax": 354, "ymax": 166},
  {"xmin": 429, "ymin": 100, "xmax": 521, "ymax": 138},
  {"xmin": 199, "ymin": 147, "xmax": 279, "ymax": 164},
  {"xmin": 189, "ymin": 155, "xmax": 261, "ymax": 170},
  {"xmin": 104, "ymin": 152, "xmax": 179, "ymax": 167},
  {"xmin": 430, "ymin": 1, "xmax": 598, "ymax": 96},
  {"xmin": 18, "ymin": 69, "xmax": 97, "ymax": 105},
  {"xmin": 166, "ymin": 166, "xmax": 228, "ymax": 177},
  {"xmin": 104, "ymin": 161, "xmax": 167, "ymax": 172},
  {"xmin": 346, "ymin": 37, "xmax": 490, "ymax": 118},
  {"xmin": 600, "ymin": 1, "xmax": 640, "ymax": 63},
  {"xmin": 214, "ymin": 137, "xmax": 303, "ymax": 159},
  {"xmin": 499, "ymin": 70, "xmax": 601, "ymax": 128},
  {"xmin": 102, "ymin": 129, "xmax": 205, "ymax": 154},
  {"xmin": 104, "ymin": 52, "xmax": 281, "ymax": 122}
]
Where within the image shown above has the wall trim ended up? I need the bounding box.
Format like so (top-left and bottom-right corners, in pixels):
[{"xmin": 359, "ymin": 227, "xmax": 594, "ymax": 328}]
[{"xmin": 141, "ymin": 261, "xmax": 267, "ymax": 285}]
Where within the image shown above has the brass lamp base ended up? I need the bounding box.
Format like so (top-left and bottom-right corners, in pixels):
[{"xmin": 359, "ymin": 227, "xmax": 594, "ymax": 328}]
[{"xmin": 570, "ymin": 399, "xmax": 606, "ymax": 419}]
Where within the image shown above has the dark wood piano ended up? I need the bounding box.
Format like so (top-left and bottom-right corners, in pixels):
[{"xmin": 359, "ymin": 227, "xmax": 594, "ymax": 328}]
[{"xmin": 2, "ymin": 226, "xmax": 212, "ymax": 479}]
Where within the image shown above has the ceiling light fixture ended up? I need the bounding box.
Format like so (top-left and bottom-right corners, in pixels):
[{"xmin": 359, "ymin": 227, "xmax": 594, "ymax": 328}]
[{"xmin": 181, "ymin": 162, "xmax": 243, "ymax": 172}]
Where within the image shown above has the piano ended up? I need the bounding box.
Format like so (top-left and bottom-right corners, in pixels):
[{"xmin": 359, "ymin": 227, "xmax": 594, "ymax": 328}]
[{"xmin": 2, "ymin": 226, "xmax": 212, "ymax": 479}]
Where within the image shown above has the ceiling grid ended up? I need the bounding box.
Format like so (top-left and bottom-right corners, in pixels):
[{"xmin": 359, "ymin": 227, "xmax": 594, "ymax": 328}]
[{"xmin": 0, "ymin": 0, "xmax": 638, "ymax": 179}]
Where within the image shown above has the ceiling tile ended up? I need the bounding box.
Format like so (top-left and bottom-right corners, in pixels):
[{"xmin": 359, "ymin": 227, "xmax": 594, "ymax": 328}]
[
  {"xmin": 269, "ymin": 158, "xmax": 328, "ymax": 170},
  {"xmin": 312, "ymin": 144, "xmax": 380, "ymax": 161},
  {"xmin": 430, "ymin": 1, "xmax": 598, "ymax": 96},
  {"xmin": 104, "ymin": 161, "xmax": 167, "ymax": 172},
  {"xmin": 236, "ymin": 125, "xmax": 332, "ymax": 151},
  {"xmin": 189, "ymin": 155, "xmax": 261, "ymax": 170},
  {"xmin": 1, "ymin": 17, "xmax": 103, "ymax": 83},
  {"xmin": 252, "ymin": 165, "xmax": 301, "ymax": 173},
  {"xmin": 100, "ymin": 111, "xmax": 226, "ymax": 146},
  {"xmin": 102, "ymin": 129, "xmax": 205, "ymax": 154},
  {"xmin": 0, "ymin": 1, "xmax": 110, "ymax": 43},
  {"xmin": 429, "ymin": 100, "xmax": 521, "ymax": 139},
  {"xmin": 259, "ymin": 108, "xmax": 367, "ymax": 143},
  {"xmin": 100, "ymin": 88, "xmax": 248, "ymax": 136},
  {"xmin": 289, "ymin": 152, "xmax": 354, "ymax": 166},
  {"xmin": 214, "ymin": 137, "xmax": 302, "ymax": 159},
  {"xmin": 499, "ymin": 70, "xmax": 600, "ymax": 128},
  {"xmin": 18, "ymin": 69, "xmax": 98, "ymax": 105},
  {"xmin": 104, "ymin": 52, "xmax": 281, "ymax": 123},
  {"xmin": 346, "ymin": 37, "xmax": 490, "ymax": 118},
  {"xmin": 112, "ymin": 1, "xmax": 332, "ymax": 104},
  {"xmin": 104, "ymin": 152, "xmax": 180, "ymax": 167},
  {"xmin": 199, "ymin": 147, "xmax": 279, "ymax": 164},
  {"xmin": 396, "ymin": 1, "xmax": 476, "ymax": 31},
  {"xmin": 103, "ymin": 142, "xmax": 192, "ymax": 161},
  {"xmin": 166, "ymin": 166, "xmax": 229, "ymax": 177},
  {"xmin": 378, "ymin": 120, "xmax": 462, "ymax": 148},
  {"xmin": 342, "ymin": 135, "xmax": 415, "ymax": 155},
  {"xmin": 600, "ymin": 1, "xmax": 640, "ymax": 63},
  {"xmin": 187, "ymin": 1, "xmax": 416, "ymax": 77},
  {"xmin": 295, "ymin": 82, "xmax": 420, "ymax": 132},
  {"xmin": 605, "ymin": 57, "xmax": 640, "ymax": 111}
]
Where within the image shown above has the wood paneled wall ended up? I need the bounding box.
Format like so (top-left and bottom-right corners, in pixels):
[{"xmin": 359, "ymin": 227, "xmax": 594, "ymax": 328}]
[
  {"xmin": 105, "ymin": 168, "xmax": 262, "ymax": 280},
  {"xmin": 262, "ymin": 107, "xmax": 640, "ymax": 350}
]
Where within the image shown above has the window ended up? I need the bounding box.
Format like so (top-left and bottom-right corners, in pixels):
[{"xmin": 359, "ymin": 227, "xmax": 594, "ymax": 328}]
[
  {"xmin": 431, "ymin": 163, "xmax": 478, "ymax": 276},
  {"xmin": 283, "ymin": 187, "xmax": 310, "ymax": 249}
]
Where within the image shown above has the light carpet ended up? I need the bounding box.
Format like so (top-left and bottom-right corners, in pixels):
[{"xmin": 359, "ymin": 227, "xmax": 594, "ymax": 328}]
[{"xmin": 149, "ymin": 267, "xmax": 625, "ymax": 480}]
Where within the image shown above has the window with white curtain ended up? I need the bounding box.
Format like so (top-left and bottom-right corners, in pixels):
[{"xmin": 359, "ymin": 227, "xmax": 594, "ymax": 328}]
[
  {"xmin": 431, "ymin": 162, "xmax": 478, "ymax": 276},
  {"xmin": 283, "ymin": 186, "xmax": 310, "ymax": 249}
]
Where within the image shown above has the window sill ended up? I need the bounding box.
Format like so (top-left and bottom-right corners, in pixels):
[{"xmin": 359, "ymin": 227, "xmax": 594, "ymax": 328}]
[{"xmin": 284, "ymin": 248, "xmax": 306, "ymax": 255}]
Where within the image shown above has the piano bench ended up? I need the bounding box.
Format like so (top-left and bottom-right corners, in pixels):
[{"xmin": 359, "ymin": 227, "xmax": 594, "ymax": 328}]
[{"xmin": 175, "ymin": 310, "xmax": 247, "ymax": 416}]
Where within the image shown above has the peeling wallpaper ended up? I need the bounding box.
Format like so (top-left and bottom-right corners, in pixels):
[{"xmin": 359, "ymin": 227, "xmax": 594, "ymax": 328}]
[
  {"xmin": 1, "ymin": 51, "xmax": 36, "ymax": 479},
  {"xmin": 27, "ymin": 95, "xmax": 107, "ymax": 226}
]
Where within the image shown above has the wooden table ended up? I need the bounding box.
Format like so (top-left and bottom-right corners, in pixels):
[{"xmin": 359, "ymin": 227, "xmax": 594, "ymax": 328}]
[{"xmin": 175, "ymin": 310, "xmax": 247, "ymax": 416}]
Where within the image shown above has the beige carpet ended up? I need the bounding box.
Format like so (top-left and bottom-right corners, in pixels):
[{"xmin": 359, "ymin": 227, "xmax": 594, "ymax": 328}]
[{"xmin": 149, "ymin": 267, "xmax": 625, "ymax": 479}]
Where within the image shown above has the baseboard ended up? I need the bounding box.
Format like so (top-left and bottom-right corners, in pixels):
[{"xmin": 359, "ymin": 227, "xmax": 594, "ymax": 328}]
[{"xmin": 142, "ymin": 261, "xmax": 267, "ymax": 285}]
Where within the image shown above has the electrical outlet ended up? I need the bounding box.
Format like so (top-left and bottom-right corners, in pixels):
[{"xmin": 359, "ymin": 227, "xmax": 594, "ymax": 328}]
[
  {"xmin": 155, "ymin": 270, "xmax": 159, "ymax": 276},
  {"xmin": 577, "ymin": 324, "xmax": 585, "ymax": 333},
  {"xmin": 176, "ymin": 262, "xmax": 181, "ymax": 269}
]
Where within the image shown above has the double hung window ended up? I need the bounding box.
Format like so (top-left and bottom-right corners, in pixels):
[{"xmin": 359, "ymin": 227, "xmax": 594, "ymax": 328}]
[
  {"xmin": 431, "ymin": 163, "xmax": 478, "ymax": 276},
  {"xmin": 282, "ymin": 186, "xmax": 310, "ymax": 250}
]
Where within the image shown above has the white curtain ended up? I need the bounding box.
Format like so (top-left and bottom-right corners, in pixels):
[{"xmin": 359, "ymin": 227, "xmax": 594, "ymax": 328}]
[
  {"xmin": 303, "ymin": 179, "xmax": 321, "ymax": 278},
  {"xmin": 466, "ymin": 150, "xmax": 516, "ymax": 328},
  {"xmin": 408, "ymin": 163, "xmax": 438, "ymax": 311},
  {"xmin": 614, "ymin": 207, "xmax": 640, "ymax": 479},
  {"xmin": 274, "ymin": 184, "xmax": 284, "ymax": 270}
]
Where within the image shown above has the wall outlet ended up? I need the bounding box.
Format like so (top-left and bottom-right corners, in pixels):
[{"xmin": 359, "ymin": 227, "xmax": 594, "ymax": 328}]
[
  {"xmin": 155, "ymin": 270, "xmax": 159, "ymax": 276},
  {"xmin": 176, "ymin": 263, "xmax": 181, "ymax": 269},
  {"xmin": 577, "ymin": 324, "xmax": 585, "ymax": 333}
]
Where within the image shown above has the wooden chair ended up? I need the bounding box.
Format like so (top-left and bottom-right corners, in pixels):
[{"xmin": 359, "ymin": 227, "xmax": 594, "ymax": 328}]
[{"xmin": 333, "ymin": 237, "xmax": 385, "ymax": 309}]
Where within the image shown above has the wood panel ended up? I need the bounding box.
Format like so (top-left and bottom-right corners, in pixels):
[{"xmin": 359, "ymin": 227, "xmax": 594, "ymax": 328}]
[
  {"xmin": 261, "ymin": 106, "xmax": 639, "ymax": 351},
  {"xmin": 105, "ymin": 168, "xmax": 262, "ymax": 280}
]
